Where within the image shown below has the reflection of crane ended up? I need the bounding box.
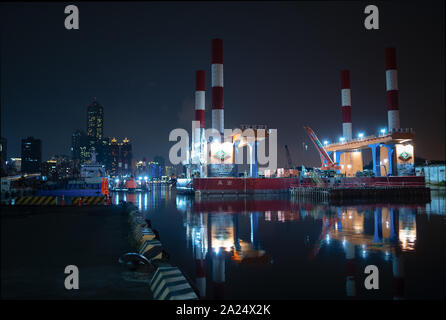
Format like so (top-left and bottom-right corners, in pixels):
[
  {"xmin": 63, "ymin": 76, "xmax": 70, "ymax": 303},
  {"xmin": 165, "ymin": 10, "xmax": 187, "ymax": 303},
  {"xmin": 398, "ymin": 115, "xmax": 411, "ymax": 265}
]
[
  {"xmin": 308, "ymin": 215, "xmax": 339, "ymax": 260},
  {"xmin": 303, "ymin": 126, "xmax": 340, "ymax": 171},
  {"xmin": 284, "ymin": 145, "xmax": 293, "ymax": 169}
]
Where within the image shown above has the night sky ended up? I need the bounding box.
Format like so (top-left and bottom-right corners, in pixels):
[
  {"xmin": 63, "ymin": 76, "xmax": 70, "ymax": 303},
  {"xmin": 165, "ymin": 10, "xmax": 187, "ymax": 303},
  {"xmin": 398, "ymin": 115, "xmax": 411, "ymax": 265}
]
[{"xmin": 1, "ymin": 1, "xmax": 444, "ymax": 167}]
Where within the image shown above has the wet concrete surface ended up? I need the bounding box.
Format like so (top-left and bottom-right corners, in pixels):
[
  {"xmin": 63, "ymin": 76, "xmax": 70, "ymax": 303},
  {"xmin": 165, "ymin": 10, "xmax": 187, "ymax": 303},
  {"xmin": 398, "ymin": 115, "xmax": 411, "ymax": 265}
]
[{"xmin": 1, "ymin": 205, "xmax": 152, "ymax": 299}]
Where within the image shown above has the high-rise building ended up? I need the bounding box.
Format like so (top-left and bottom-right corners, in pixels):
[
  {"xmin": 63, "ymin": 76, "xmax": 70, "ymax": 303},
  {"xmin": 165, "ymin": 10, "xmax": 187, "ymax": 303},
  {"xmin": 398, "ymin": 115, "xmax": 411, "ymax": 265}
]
[
  {"xmin": 87, "ymin": 98, "xmax": 104, "ymax": 141},
  {"xmin": 43, "ymin": 155, "xmax": 74, "ymax": 181},
  {"xmin": 109, "ymin": 138, "xmax": 120, "ymax": 177},
  {"xmin": 154, "ymin": 155, "xmax": 166, "ymax": 176},
  {"xmin": 148, "ymin": 161, "xmax": 162, "ymax": 179},
  {"xmin": 97, "ymin": 137, "xmax": 111, "ymax": 171},
  {"xmin": 71, "ymin": 129, "xmax": 89, "ymax": 163},
  {"xmin": 41, "ymin": 159, "xmax": 57, "ymax": 180},
  {"xmin": 121, "ymin": 138, "xmax": 132, "ymax": 176},
  {"xmin": 108, "ymin": 137, "xmax": 133, "ymax": 177},
  {"xmin": 21, "ymin": 136, "xmax": 42, "ymax": 173},
  {"xmin": 8, "ymin": 158, "xmax": 21, "ymax": 173}
]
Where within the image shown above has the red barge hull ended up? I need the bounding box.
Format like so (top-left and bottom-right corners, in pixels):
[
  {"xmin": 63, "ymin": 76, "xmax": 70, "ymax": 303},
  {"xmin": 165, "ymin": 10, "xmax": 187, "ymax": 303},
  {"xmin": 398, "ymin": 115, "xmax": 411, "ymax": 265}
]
[{"xmin": 192, "ymin": 176, "xmax": 426, "ymax": 195}]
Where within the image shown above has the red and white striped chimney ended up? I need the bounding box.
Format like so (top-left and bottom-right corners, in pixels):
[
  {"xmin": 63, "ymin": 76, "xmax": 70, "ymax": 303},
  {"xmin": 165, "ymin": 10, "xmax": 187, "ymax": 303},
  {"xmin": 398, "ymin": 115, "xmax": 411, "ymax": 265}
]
[
  {"xmin": 341, "ymin": 70, "xmax": 353, "ymax": 141},
  {"xmin": 211, "ymin": 39, "xmax": 224, "ymax": 135},
  {"xmin": 195, "ymin": 70, "xmax": 206, "ymax": 128},
  {"xmin": 193, "ymin": 70, "xmax": 206, "ymax": 157},
  {"xmin": 386, "ymin": 48, "xmax": 400, "ymax": 132}
]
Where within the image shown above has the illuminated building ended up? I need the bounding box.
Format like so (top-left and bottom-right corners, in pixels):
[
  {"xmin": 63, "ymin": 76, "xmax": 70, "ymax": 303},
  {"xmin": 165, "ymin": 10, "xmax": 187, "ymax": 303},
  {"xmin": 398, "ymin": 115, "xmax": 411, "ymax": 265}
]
[
  {"xmin": 149, "ymin": 161, "xmax": 162, "ymax": 179},
  {"xmin": 96, "ymin": 137, "xmax": 111, "ymax": 171},
  {"xmin": 87, "ymin": 98, "xmax": 104, "ymax": 141},
  {"xmin": 154, "ymin": 156, "xmax": 166, "ymax": 176},
  {"xmin": 41, "ymin": 159, "xmax": 57, "ymax": 180},
  {"xmin": 135, "ymin": 159, "xmax": 145, "ymax": 176},
  {"xmin": 71, "ymin": 129, "xmax": 89, "ymax": 163},
  {"xmin": 42, "ymin": 155, "xmax": 74, "ymax": 181},
  {"xmin": 136, "ymin": 159, "xmax": 162, "ymax": 180},
  {"xmin": 21, "ymin": 136, "xmax": 42, "ymax": 173},
  {"xmin": 120, "ymin": 138, "xmax": 132, "ymax": 176},
  {"xmin": 109, "ymin": 138, "xmax": 120, "ymax": 177},
  {"xmin": 109, "ymin": 137, "xmax": 133, "ymax": 177},
  {"xmin": 8, "ymin": 158, "xmax": 21, "ymax": 173}
]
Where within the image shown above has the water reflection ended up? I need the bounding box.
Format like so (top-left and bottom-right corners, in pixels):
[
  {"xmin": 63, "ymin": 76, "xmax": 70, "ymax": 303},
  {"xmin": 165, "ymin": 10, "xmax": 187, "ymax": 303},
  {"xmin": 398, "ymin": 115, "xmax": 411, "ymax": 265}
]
[
  {"xmin": 426, "ymin": 189, "xmax": 446, "ymax": 215},
  {"xmin": 116, "ymin": 186, "xmax": 446, "ymax": 300},
  {"xmin": 112, "ymin": 185, "xmax": 171, "ymax": 211}
]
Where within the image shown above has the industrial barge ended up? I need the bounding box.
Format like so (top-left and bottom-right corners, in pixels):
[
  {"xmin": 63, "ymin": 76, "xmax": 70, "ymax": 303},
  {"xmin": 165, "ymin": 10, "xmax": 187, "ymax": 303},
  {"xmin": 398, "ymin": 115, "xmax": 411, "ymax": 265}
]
[
  {"xmin": 177, "ymin": 176, "xmax": 430, "ymax": 203},
  {"xmin": 175, "ymin": 39, "xmax": 430, "ymax": 203}
]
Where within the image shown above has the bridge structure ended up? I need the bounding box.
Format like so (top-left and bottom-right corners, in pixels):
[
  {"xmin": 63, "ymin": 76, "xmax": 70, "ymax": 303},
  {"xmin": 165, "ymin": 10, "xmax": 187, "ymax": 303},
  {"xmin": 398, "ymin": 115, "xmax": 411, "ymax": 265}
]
[{"xmin": 323, "ymin": 129, "xmax": 415, "ymax": 177}]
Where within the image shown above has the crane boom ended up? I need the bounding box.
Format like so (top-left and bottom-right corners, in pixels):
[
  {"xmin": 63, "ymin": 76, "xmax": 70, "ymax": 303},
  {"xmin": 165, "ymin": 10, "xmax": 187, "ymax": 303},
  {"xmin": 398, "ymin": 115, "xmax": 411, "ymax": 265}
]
[{"xmin": 303, "ymin": 126, "xmax": 340, "ymax": 170}]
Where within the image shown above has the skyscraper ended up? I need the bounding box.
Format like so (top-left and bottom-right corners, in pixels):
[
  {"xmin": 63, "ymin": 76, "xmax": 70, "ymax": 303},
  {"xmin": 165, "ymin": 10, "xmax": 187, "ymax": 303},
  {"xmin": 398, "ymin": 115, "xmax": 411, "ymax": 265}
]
[
  {"xmin": 109, "ymin": 137, "xmax": 133, "ymax": 177},
  {"xmin": 21, "ymin": 136, "xmax": 42, "ymax": 173},
  {"xmin": 109, "ymin": 138, "xmax": 120, "ymax": 177},
  {"xmin": 71, "ymin": 129, "xmax": 89, "ymax": 163},
  {"xmin": 121, "ymin": 138, "xmax": 132, "ymax": 176},
  {"xmin": 154, "ymin": 155, "xmax": 166, "ymax": 176},
  {"xmin": 87, "ymin": 98, "xmax": 104, "ymax": 141},
  {"xmin": 97, "ymin": 137, "xmax": 111, "ymax": 171}
]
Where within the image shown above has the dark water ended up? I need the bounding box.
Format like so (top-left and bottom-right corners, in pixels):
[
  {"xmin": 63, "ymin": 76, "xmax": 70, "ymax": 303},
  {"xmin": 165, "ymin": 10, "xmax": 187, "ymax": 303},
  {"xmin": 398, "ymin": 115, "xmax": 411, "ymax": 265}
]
[{"xmin": 113, "ymin": 187, "xmax": 446, "ymax": 300}]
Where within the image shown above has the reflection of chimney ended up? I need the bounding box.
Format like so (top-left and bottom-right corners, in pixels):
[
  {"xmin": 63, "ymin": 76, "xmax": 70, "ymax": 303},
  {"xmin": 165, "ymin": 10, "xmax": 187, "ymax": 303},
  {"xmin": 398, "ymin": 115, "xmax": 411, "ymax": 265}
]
[
  {"xmin": 392, "ymin": 252, "xmax": 405, "ymax": 300},
  {"xmin": 341, "ymin": 70, "xmax": 353, "ymax": 140},
  {"xmin": 345, "ymin": 242, "xmax": 356, "ymax": 298},
  {"xmin": 212, "ymin": 252, "xmax": 225, "ymax": 299},
  {"xmin": 386, "ymin": 48, "xmax": 400, "ymax": 132},
  {"xmin": 211, "ymin": 39, "xmax": 224, "ymax": 134},
  {"xmin": 195, "ymin": 250, "xmax": 206, "ymax": 298}
]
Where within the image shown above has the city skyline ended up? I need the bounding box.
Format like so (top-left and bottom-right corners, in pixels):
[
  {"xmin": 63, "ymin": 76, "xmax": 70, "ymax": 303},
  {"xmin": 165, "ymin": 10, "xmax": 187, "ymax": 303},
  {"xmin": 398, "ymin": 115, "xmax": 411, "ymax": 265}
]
[{"xmin": 1, "ymin": 2, "xmax": 444, "ymax": 166}]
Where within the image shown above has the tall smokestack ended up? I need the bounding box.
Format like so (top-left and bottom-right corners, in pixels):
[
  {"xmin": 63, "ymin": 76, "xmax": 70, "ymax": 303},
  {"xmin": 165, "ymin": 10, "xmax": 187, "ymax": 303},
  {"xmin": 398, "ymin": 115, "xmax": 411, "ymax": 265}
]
[
  {"xmin": 211, "ymin": 39, "xmax": 224, "ymax": 135},
  {"xmin": 386, "ymin": 48, "xmax": 400, "ymax": 132},
  {"xmin": 341, "ymin": 70, "xmax": 353, "ymax": 140},
  {"xmin": 194, "ymin": 70, "xmax": 206, "ymax": 156},
  {"xmin": 195, "ymin": 70, "xmax": 206, "ymax": 128}
]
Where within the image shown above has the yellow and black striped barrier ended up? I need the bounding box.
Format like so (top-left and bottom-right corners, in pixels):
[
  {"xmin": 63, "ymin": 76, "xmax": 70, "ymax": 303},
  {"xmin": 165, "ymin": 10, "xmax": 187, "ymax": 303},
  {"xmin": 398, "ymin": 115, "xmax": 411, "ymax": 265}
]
[
  {"xmin": 134, "ymin": 226, "xmax": 156, "ymax": 243},
  {"xmin": 139, "ymin": 239, "xmax": 163, "ymax": 260},
  {"xmin": 14, "ymin": 196, "xmax": 56, "ymax": 206},
  {"xmin": 13, "ymin": 195, "xmax": 107, "ymax": 206},
  {"xmin": 71, "ymin": 196, "xmax": 106, "ymax": 206}
]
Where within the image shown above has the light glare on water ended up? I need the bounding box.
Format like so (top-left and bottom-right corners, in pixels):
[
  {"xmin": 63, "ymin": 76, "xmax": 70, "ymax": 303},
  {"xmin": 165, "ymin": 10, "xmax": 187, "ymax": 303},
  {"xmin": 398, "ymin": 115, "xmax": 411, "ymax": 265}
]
[{"xmin": 113, "ymin": 187, "xmax": 446, "ymax": 299}]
